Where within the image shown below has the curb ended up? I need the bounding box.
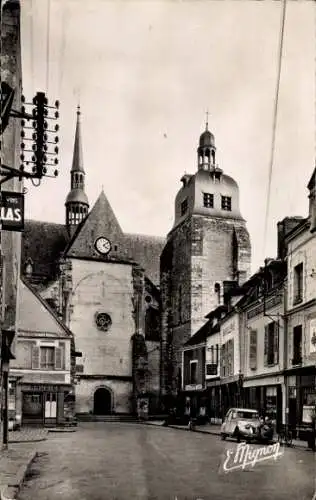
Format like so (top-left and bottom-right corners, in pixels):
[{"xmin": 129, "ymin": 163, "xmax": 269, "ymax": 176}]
[
  {"xmin": 142, "ymin": 423, "xmax": 316, "ymax": 450},
  {"xmin": 9, "ymin": 438, "xmax": 47, "ymax": 444},
  {"xmin": 48, "ymin": 428, "xmax": 77, "ymax": 433},
  {"xmin": 143, "ymin": 421, "xmax": 221, "ymax": 436},
  {"xmin": 0, "ymin": 451, "xmax": 38, "ymax": 500}
]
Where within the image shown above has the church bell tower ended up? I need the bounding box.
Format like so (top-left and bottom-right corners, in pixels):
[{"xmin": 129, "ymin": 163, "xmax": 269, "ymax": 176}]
[{"xmin": 65, "ymin": 106, "xmax": 89, "ymax": 235}]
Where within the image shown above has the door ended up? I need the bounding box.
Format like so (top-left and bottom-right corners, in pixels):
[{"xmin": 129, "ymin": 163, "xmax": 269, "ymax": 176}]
[
  {"xmin": 93, "ymin": 388, "xmax": 112, "ymax": 415},
  {"xmin": 44, "ymin": 393, "xmax": 57, "ymax": 424}
]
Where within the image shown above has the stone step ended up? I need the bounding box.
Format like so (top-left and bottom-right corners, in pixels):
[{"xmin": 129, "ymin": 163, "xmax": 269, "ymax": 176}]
[{"xmin": 76, "ymin": 413, "xmax": 139, "ymax": 422}]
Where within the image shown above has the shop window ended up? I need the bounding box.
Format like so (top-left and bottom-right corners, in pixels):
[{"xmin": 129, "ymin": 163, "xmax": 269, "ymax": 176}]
[
  {"xmin": 292, "ymin": 325, "xmax": 302, "ymax": 365},
  {"xmin": 293, "ymin": 263, "xmax": 303, "ymax": 305},
  {"xmin": 190, "ymin": 360, "xmax": 198, "ymax": 385}
]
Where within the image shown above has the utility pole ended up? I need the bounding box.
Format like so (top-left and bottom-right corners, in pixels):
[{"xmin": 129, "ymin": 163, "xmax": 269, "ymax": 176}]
[{"xmin": 0, "ymin": 0, "xmax": 5, "ymax": 449}]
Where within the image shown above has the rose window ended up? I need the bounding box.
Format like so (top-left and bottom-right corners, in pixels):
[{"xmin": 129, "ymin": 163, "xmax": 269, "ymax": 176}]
[{"xmin": 95, "ymin": 312, "xmax": 112, "ymax": 332}]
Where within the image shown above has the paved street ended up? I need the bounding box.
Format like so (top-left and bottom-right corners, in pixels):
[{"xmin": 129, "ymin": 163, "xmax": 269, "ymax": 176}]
[{"xmin": 18, "ymin": 423, "xmax": 315, "ymax": 500}]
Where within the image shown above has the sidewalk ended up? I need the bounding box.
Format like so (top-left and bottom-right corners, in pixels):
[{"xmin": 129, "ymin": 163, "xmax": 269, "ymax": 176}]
[
  {"xmin": 145, "ymin": 421, "xmax": 314, "ymax": 451},
  {"xmin": 0, "ymin": 443, "xmax": 38, "ymax": 500}
]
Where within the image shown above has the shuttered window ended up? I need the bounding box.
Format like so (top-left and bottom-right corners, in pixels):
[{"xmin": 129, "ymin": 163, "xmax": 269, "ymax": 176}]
[
  {"xmin": 264, "ymin": 322, "xmax": 279, "ymax": 366},
  {"xmin": 31, "ymin": 346, "xmax": 40, "ymax": 369},
  {"xmin": 249, "ymin": 329, "xmax": 257, "ymax": 370}
]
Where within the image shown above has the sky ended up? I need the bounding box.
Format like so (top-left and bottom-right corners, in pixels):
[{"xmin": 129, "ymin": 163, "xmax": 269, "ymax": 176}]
[{"xmin": 20, "ymin": 0, "xmax": 315, "ymax": 274}]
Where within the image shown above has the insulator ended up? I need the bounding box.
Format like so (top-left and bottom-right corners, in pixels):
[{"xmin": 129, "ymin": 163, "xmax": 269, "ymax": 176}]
[
  {"xmin": 44, "ymin": 108, "xmax": 48, "ymax": 116},
  {"xmin": 43, "ymin": 167, "xmax": 47, "ymax": 174},
  {"xmin": 21, "ymin": 143, "xmax": 25, "ymax": 149},
  {"xmin": 44, "ymin": 122, "xmax": 48, "ymax": 129},
  {"xmin": 44, "ymin": 97, "xmax": 48, "ymax": 105},
  {"xmin": 43, "ymin": 155, "xmax": 47, "ymax": 162},
  {"xmin": 55, "ymin": 136, "xmax": 59, "ymax": 143},
  {"xmin": 32, "ymin": 133, "xmax": 37, "ymax": 140},
  {"xmin": 32, "ymin": 109, "xmax": 37, "ymax": 117},
  {"xmin": 21, "ymin": 95, "xmax": 26, "ymax": 103},
  {"xmin": 44, "ymin": 133, "xmax": 48, "ymax": 141},
  {"xmin": 55, "ymin": 100, "xmax": 60, "ymax": 109},
  {"xmin": 44, "ymin": 144, "xmax": 48, "ymax": 151},
  {"xmin": 32, "ymin": 144, "xmax": 36, "ymax": 151},
  {"xmin": 54, "ymin": 146, "xmax": 59, "ymax": 154},
  {"xmin": 21, "ymin": 106, "xmax": 26, "ymax": 114},
  {"xmin": 32, "ymin": 166, "xmax": 36, "ymax": 173},
  {"xmin": 21, "ymin": 120, "xmax": 25, "ymax": 127},
  {"xmin": 55, "ymin": 124, "xmax": 59, "ymax": 132},
  {"xmin": 20, "ymin": 154, "xmax": 25, "ymax": 161},
  {"xmin": 21, "ymin": 131, "xmax": 25, "ymax": 138},
  {"xmin": 19, "ymin": 165, "xmax": 24, "ymax": 171},
  {"xmin": 32, "ymin": 155, "xmax": 36, "ymax": 162},
  {"xmin": 32, "ymin": 121, "xmax": 37, "ymax": 128},
  {"xmin": 55, "ymin": 111, "xmax": 59, "ymax": 119},
  {"xmin": 54, "ymin": 158, "xmax": 59, "ymax": 165},
  {"xmin": 32, "ymin": 96, "xmax": 37, "ymax": 105}
]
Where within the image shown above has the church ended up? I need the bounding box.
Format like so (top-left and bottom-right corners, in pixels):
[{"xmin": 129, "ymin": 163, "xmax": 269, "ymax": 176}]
[
  {"xmin": 21, "ymin": 108, "xmax": 165, "ymax": 417},
  {"xmin": 20, "ymin": 108, "xmax": 251, "ymax": 419}
]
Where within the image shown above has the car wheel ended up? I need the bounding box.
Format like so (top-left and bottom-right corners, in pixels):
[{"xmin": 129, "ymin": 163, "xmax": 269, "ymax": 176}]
[
  {"xmin": 234, "ymin": 427, "xmax": 241, "ymax": 443},
  {"xmin": 221, "ymin": 433, "xmax": 226, "ymax": 440}
]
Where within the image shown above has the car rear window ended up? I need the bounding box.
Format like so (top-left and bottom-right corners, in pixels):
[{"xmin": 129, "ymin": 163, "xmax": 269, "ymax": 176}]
[{"xmin": 235, "ymin": 411, "xmax": 258, "ymax": 419}]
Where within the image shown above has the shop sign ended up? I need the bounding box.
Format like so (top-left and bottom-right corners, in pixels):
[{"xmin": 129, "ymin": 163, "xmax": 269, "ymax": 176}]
[
  {"xmin": 310, "ymin": 318, "xmax": 316, "ymax": 354},
  {"xmin": 184, "ymin": 384, "xmax": 203, "ymax": 391},
  {"xmin": 22, "ymin": 384, "xmax": 61, "ymax": 392},
  {"xmin": 1, "ymin": 191, "xmax": 24, "ymax": 231}
]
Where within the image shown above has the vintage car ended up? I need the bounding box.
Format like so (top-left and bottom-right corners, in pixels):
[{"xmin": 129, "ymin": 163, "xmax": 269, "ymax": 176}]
[{"xmin": 221, "ymin": 408, "xmax": 273, "ymax": 443}]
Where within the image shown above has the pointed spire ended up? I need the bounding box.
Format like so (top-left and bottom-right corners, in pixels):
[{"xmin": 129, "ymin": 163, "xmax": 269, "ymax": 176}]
[
  {"xmin": 71, "ymin": 105, "xmax": 85, "ymax": 173},
  {"xmin": 205, "ymin": 109, "xmax": 209, "ymax": 131}
]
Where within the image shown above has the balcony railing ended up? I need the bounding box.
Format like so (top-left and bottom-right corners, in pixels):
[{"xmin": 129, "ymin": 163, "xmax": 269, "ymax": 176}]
[{"xmin": 291, "ymin": 356, "xmax": 302, "ymax": 366}]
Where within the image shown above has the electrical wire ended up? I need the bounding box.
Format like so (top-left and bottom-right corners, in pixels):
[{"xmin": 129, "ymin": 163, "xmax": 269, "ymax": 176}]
[
  {"xmin": 58, "ymin": 1, "xmax": 68, "ymax": 97},
  {"xmin": 46, "ymin": 0, "xmax": 51, "ymax": 93},
  {"xmin": 29, "ymin": 0, "xmax": 34, "ymax": 92},
  {"xmin": 263, "ymin": 0, "xmax": 287, "ymax": 259}
]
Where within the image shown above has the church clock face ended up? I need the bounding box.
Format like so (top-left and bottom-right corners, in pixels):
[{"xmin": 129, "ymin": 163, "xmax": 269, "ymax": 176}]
[{"xmin": 94, "ymin": 237, "xmax": 111, "ymax": 255}]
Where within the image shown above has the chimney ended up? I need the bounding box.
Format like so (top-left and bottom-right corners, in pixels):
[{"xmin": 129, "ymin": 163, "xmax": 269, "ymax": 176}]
[{"xmin": 277, "ymin": 217, "xmax": 304, "ymax": 260}]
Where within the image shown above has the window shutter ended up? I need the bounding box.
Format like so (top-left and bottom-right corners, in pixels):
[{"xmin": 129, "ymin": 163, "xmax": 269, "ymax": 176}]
[
  {"xmin": 249, "ymin": 330, "xmax": 257, "ymax": 370},
  {"xmin": 274, "ymin": 322, "xmax": 279, "ymax": 365},
  {"xmin": 264, "ymin": 325, "xmax": 268, "ymax": 366},
  {"xmin": 230, "ymin": 340, "xmax": 234, "ymax": 375},
  {"xmin": 220, "ymin": 345, "xmax": 225, "ymax": 377},
  {"xmin": 55, "ymin": 347, "xmax": 62, "ymax": 370},
  {"xmin": 32, "ymin": 346, "xmax": 40, "ymax": 369}
]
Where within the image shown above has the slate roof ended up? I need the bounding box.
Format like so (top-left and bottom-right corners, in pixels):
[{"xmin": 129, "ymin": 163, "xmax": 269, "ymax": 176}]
[
  {"xmin": 125, "ymin": 233, "xmax": 165, "ymax": 285},
  {"xmin": 21, "ymin": 220, "xmax": 70, "ymax": 285},
  {"xmin": 22, "ymin": 220, "xmax": 165, "ymax": 286}
]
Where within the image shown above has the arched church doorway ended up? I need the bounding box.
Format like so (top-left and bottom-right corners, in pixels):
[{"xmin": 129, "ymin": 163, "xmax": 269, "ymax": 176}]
[{"xmin": 93, "ymin": 388, "xmax": 112, "ymax": 415}]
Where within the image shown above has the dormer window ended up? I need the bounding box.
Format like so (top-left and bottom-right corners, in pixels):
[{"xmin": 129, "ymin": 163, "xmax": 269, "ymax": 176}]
[
  {"xmin": 221, "ymin": 196, "xmax": 232, "ymax": 211},
  {"xmin": 181, "ymin": 198, "xmax": 188, "ymax": 216},
  {"xmin": 203, "ymin": 193, "xmax": 214, "ymax": 208}
]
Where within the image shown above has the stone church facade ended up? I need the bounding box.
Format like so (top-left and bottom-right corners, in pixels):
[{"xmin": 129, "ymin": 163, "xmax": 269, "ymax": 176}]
[
  {"xmin": 160, "ymin": 123, "xmax": 251, "ymax": 404},
  {"xmin": 21, "ymin": 108, "xmax": 164, "ymax": 416}
]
